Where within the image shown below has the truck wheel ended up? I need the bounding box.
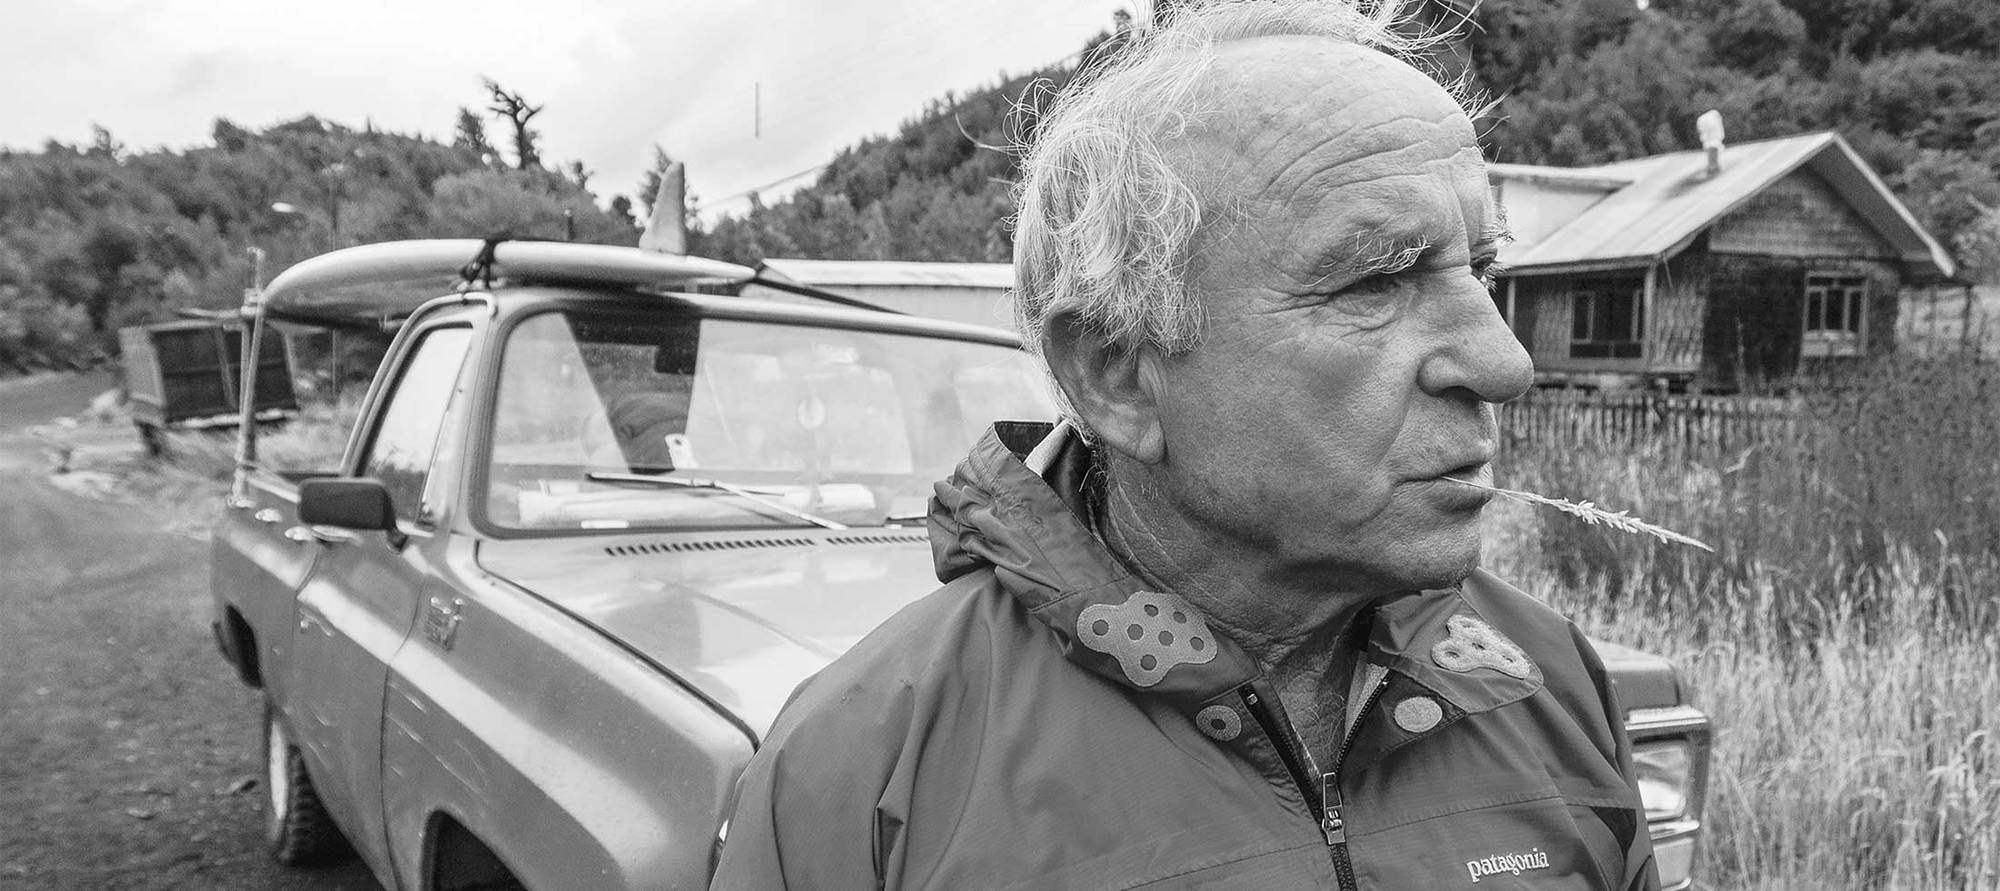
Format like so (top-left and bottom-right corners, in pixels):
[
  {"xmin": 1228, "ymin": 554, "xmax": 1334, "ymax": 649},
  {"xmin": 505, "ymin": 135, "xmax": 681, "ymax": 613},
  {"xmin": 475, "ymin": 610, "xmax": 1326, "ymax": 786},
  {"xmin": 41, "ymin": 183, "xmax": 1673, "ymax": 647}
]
[{"xmin": 263, "ymin": 700, "xmax": 350, "ymax": 865}]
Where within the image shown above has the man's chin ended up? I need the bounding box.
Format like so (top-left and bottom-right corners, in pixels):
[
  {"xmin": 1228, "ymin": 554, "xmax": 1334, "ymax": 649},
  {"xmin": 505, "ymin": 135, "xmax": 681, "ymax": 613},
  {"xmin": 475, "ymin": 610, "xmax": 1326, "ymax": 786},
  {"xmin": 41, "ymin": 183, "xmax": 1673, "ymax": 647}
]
[{"xmin": 1381, "ymin": 529, "xmax": 1483, "ymax": 592}]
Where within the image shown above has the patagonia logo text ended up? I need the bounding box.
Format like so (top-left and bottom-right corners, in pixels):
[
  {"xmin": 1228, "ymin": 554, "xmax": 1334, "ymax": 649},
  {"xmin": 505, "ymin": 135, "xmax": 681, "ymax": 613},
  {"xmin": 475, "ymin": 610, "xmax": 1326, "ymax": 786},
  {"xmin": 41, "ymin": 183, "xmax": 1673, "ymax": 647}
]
[{"xmin": 1466, "ymin": 848, "xmax": 1551, "ymax": 883}]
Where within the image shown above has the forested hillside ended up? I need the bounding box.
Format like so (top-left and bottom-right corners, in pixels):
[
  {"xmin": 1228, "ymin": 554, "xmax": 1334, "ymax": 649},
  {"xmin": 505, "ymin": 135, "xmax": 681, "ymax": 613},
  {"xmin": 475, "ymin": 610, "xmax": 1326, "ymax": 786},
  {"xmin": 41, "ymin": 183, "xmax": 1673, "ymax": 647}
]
[
  {"xmin": 0, "ymin": 111, "xmax": 638, "ymax": 372},
  {"xmin": 691, "ymin": 61, "xmax": 1090, "ymax": 266},
  {"xmin": 4, "ymin": 0, "xmax": 1997, "ymax": 372}
]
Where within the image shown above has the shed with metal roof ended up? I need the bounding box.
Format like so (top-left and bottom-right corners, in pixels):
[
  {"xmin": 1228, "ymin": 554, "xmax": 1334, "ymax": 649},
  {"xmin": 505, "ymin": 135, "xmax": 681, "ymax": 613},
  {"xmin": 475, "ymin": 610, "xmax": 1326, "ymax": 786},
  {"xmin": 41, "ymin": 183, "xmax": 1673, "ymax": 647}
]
[{"xmin": 1490, "ymin": 131, "xmax": 1955, "ymax": 391}]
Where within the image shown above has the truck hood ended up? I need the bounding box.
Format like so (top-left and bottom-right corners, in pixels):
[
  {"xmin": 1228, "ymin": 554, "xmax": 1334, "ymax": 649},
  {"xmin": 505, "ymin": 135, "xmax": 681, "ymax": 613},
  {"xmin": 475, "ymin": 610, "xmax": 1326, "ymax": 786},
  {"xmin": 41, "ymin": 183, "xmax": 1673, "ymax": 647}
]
[
  {"xmin": 1590, "ymin": 638, "xmax": 1684, "ymax": 711},
  {"xmin": 478, "ymin": 531, "xmax": 1686, "ymax": 736},
  {"xmin": 476, "ymin": 529, "xmax": 940, "ymax": 738}
]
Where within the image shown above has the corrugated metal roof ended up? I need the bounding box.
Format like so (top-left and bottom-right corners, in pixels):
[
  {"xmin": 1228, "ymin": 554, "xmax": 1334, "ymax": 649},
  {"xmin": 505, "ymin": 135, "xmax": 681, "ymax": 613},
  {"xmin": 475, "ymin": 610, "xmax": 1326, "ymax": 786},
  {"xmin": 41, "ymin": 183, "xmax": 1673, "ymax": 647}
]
[
  {"xmin": 1492, "ymin": 132, "xmax": 1955, "ymax": 279},
  {"xmin": 758, "ymin": 258, "xmax": 1015, "ymax": 290}
]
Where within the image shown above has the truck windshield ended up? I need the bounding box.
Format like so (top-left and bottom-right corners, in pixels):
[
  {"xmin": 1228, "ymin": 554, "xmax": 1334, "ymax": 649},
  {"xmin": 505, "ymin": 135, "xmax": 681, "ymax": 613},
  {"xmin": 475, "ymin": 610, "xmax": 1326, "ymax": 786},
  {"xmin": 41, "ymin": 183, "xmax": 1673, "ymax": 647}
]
[{"xmin": 484, "ymin": 310, "xmax": 1056, "ymax": 531}]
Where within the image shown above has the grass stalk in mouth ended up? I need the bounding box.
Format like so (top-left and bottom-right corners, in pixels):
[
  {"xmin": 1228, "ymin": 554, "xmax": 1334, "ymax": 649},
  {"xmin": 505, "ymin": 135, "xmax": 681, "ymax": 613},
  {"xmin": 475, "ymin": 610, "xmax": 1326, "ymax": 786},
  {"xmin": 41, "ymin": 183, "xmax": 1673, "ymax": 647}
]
[{"xmin": 1450, "ymin": 477, "xmax": 1715, "ymax": 553}]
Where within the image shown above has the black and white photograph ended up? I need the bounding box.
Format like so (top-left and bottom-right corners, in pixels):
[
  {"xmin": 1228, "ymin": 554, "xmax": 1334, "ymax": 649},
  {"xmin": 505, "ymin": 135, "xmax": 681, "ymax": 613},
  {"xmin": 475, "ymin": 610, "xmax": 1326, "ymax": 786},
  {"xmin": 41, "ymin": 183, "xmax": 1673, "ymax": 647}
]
[{"xmin": 3, "ymin": 0, "xmax": 1996, "ymax": 888}]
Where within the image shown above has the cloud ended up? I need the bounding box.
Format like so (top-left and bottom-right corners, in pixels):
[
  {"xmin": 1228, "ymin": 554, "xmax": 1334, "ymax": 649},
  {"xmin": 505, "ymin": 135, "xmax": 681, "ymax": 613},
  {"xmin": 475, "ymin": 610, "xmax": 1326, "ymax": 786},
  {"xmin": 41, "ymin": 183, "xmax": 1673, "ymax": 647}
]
[{"xmin": 160, "ymin": 50, "xmax": 235, "ymax": 100}]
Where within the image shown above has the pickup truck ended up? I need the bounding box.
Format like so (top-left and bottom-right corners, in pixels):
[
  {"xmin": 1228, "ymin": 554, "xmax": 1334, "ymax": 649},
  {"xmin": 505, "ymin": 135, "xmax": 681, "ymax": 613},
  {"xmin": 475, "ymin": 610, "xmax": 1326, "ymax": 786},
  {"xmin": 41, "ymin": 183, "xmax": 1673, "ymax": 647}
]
[{"xmin": 210, "ymin": 239, "xmax": 1711, "ymax": 890}]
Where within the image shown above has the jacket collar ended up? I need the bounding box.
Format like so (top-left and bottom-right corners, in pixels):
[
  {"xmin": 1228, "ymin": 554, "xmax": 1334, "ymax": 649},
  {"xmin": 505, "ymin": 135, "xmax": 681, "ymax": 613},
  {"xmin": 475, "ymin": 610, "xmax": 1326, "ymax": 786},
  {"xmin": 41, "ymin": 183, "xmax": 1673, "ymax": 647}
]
[{"xmin": 929, "ymin": 422, "xmax": 1543, "ymax": 726}]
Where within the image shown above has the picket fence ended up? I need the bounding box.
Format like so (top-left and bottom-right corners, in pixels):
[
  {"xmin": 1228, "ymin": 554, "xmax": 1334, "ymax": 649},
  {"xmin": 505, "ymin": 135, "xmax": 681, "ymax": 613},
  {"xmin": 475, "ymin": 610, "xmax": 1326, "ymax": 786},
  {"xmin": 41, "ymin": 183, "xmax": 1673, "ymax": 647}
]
[{"xmin": 1497, "ymin": 389, "xmax": 1801, "ymax": 453}]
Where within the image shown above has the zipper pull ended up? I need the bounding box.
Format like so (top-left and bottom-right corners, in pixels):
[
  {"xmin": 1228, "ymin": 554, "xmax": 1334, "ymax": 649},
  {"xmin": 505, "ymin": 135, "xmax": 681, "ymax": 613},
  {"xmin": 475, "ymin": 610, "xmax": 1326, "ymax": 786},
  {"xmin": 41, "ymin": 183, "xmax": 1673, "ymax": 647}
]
[{"xmin": 1320, "ymin": 773, "xmax": 1345, "ymax": 845}]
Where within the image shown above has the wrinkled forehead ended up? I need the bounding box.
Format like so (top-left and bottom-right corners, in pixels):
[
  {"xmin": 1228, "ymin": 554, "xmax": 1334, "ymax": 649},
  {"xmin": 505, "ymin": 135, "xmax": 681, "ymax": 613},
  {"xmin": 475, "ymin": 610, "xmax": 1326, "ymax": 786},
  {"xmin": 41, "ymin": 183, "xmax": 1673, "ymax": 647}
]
[{"xmin": 1173, "ymin": 36, "xmax": 1482, "ymax": 200}]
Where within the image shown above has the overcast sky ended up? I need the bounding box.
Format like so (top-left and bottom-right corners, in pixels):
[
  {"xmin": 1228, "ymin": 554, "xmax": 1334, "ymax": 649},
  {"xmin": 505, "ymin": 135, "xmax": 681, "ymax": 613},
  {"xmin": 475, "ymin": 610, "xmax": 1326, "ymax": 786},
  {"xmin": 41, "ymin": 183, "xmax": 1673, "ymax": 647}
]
[{"xmin": 1, "ymin": 0, "xmax": 1132, "ymax": 220}]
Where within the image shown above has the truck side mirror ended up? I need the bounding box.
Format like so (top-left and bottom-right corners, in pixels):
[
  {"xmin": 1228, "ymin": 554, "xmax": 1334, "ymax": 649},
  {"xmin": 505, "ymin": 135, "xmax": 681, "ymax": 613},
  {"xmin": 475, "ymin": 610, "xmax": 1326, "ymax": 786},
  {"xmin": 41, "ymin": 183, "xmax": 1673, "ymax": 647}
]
[{"xmin": 298, "ymin": 478, "xmax": 407, "ymax": 549}]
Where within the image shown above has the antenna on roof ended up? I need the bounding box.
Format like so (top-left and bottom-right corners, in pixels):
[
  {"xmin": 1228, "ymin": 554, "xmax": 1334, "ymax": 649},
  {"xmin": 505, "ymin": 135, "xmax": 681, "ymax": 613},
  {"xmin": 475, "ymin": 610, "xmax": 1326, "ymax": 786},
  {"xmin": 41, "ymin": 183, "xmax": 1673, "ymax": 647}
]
[
  {"xmin": 1697, "ymin": 110, "xmax": 1726, "ymax": 177},
  {"xmin": 638, "ymin": 161, "xmax": 689, "ymax": 255}
]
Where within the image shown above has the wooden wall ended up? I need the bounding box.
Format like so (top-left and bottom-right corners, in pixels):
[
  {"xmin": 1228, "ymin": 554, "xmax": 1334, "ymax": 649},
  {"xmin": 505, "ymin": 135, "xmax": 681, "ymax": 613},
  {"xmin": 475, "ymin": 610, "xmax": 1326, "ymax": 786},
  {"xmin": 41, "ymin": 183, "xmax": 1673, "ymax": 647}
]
[
  {"xmin": 1709, "ymin": 169, "xmax": 1899, "ymax": 260},
  {"xmin": 1697, "ymin": 250, "xmax": 1902, "ymax": 390},
  {"xmin": 1518, "ymin": 276, "xmax": 1572, "ymax": 369},
  {"xmin": 1512, "ymin": 267, "xmax": 1703, "ymax": 377},
  {"xmin": 1653, "ymin": 254, "xmax": 1706, "ymax": 374}
]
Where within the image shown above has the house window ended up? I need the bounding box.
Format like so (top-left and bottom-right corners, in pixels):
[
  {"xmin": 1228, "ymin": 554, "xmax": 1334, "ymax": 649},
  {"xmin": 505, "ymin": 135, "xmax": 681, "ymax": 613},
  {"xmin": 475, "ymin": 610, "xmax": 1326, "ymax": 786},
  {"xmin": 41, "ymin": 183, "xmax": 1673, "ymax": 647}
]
[
  {"xmin": 1803, "ymin": 273, "xmax": 1867, "ymax": 357},
  {"xmin": 1569, "ymin": 276, "xmax": 1644, "ymax": 359}
]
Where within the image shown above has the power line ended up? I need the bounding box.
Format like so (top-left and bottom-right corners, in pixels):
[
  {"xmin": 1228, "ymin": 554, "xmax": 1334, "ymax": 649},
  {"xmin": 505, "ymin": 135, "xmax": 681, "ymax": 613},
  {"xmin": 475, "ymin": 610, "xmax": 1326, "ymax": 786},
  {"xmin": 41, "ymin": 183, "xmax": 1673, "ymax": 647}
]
[{"xmin": 704, "ymin": 163, "xmax": 830, "ymax": 209}]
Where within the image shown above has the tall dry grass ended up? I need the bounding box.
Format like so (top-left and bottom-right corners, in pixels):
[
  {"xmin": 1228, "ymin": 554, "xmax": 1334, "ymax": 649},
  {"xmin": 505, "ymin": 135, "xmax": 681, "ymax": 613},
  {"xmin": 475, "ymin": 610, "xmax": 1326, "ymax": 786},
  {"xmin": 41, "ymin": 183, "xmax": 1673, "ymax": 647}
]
[
  {"xmin": 1490, "ymin": 356, "xmax": 2000, "ymax": 889},
  {"xmin": 160, "ymin": 394, "xmax": 361, "ymax": 479}
]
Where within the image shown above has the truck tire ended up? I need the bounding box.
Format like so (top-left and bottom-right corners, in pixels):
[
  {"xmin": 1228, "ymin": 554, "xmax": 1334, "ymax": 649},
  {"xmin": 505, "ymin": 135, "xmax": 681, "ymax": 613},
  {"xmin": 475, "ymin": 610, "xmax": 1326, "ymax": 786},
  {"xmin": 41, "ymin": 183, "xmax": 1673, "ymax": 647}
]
[{"xmin": 263, "ymin": 700, "xmax": 350, "ymax": 865}]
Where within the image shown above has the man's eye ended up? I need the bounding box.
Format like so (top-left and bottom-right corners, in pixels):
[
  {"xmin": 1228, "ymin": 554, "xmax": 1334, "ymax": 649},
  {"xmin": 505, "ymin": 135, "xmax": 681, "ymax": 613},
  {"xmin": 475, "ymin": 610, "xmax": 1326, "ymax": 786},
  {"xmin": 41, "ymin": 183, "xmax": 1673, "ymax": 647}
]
[
  {"xmin": 1472, "ymin": 259, "xmax": 1509, "ymax": 291},
  {"xmin": 1342, "ymin": 275, "xmax": 1400, "ymax": 296}
]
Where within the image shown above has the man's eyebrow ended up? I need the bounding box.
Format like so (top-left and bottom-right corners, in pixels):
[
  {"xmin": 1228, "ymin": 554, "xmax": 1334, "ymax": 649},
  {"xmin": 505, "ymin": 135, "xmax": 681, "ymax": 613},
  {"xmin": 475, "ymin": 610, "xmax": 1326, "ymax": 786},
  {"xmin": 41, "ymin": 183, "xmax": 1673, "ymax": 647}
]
[
  {"xmin": 1480, "ymin": 193, "xmax": 1514, "ymax": 249},
  {"xmin": 1306, "ymin": 215, "xmax": 1508, "ymax": 288},
  {"xmin": 1339, "ymin": 231, "xmax": 1435, "ymax": 277},
  {"xmin": 1301, "ymin": 230, "xmax": 1436, "ymax": 291}
]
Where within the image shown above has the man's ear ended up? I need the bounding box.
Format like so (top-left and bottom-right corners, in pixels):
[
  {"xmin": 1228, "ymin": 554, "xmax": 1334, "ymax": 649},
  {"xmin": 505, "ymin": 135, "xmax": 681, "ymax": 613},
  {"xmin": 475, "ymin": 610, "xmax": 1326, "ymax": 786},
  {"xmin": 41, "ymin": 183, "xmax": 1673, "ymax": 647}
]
[{"xmin": 1041, "ymin": 313, "xmax": 1166, "ymax": 464}]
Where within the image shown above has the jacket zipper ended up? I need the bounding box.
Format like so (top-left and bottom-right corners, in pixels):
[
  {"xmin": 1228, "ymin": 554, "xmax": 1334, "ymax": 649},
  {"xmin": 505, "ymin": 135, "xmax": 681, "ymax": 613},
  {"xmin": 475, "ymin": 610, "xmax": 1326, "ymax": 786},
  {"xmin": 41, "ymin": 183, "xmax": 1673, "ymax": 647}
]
[
  {"xmin": 1239, "ymin": 688, "xmax": 1321, "ymax": 810},
  {"xmin": 1324, "ymin": 674, "xmax": 1388, "ymax": 891},
  {"xmin": 1239, "ymin": 675, "xmax": 1384, "ymax": 891}
]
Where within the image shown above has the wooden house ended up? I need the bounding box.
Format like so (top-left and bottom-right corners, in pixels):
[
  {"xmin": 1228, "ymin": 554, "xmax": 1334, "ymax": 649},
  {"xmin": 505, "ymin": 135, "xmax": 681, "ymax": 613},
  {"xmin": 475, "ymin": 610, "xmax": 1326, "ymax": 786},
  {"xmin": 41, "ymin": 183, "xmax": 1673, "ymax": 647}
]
[{"xmin": 1490, "ymin": 132, "xmax": 1957, "ymax": 391}]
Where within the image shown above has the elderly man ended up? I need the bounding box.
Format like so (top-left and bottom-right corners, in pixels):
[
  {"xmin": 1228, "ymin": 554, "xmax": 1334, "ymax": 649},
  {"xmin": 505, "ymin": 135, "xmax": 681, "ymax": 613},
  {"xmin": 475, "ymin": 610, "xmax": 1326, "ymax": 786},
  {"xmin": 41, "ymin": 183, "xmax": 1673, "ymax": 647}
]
[{"xmin": 710, "ymin": 2, "xmax": 1657, "ymax": 888}]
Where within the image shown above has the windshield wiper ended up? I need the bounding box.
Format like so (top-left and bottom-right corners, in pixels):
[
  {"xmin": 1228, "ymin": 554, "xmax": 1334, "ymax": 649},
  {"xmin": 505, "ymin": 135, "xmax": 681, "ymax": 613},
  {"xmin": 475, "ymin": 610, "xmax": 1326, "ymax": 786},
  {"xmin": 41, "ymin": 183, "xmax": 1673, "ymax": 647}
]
[{"xmin": 583, "ymin": 472, "xmax": 849, "ymax": 530}]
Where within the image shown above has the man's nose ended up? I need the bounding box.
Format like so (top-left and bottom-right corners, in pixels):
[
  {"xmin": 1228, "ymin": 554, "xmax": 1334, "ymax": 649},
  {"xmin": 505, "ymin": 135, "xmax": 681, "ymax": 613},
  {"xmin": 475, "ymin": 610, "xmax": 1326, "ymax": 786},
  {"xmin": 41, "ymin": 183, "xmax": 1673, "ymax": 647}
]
[{"xmin": 1417, "ymin": 277, "xmax": 1534, "ymax": 403}]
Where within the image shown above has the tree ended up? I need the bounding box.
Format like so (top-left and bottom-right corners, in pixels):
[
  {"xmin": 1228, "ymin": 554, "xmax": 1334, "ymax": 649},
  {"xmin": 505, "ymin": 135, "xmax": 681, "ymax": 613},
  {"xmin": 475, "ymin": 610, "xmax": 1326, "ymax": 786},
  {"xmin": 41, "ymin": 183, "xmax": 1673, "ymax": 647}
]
[
  {"xmin": 609, "ymin": 194, "xmax": 638, "ymax": 230},
  {"xmin": 1954, "ymin": 200, "xmax": 2000, "ymax": 285},
  {"xmin": 637, "ymin": 146, "xmax": 675, "ymax": 215},
  {"xmin": 482, "ymin": 78, "xmax": 543, "ymax": 170},
  {"xmin": 452, "ymin": 107, "xmax": 494, "ymax": 161},
  {"xmin": 428, "ymin": 169, "xmax": 636, "ymax": 246},
  {"xmin": 1706, "ymin": 0, "xmax": 1808, "ymax": 77},
  {"xmin": 1483, "ymin": 15, "xmax": 1745, "ymax": 165},
  {"xmin": 87, "ymin": 125, "xmax": 124, "ymax": 162},
  {"xmin": 211, "ymin": 118, "xmax": 254, "ymax": 153}
]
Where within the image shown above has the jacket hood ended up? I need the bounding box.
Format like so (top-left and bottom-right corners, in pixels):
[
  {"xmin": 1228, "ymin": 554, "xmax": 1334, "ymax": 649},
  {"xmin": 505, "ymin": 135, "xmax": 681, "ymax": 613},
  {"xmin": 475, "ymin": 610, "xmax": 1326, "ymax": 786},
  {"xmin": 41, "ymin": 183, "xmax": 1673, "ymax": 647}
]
[
  {"xmin": 929, "ymin": 422, "xmax": 1263, "ymax": 711},
  {"xmin": 477, "ymin": 529, "xmax": 941, "ymax": 737}
]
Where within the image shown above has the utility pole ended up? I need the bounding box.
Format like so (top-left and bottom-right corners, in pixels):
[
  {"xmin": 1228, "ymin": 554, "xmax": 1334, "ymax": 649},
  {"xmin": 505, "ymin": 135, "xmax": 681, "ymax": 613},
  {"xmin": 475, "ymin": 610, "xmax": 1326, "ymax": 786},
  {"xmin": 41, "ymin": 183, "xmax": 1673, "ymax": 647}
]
[
  {"xmin": 322, "ymin": 162, "xmax": 347, "ymax": 250},
  {"xmin": 754, "ymin": 81, "xmax": 762, "ymax": 139},
  {"xmin": 247, "ymin": 246, "xmax": 266, "ymax": 292}
]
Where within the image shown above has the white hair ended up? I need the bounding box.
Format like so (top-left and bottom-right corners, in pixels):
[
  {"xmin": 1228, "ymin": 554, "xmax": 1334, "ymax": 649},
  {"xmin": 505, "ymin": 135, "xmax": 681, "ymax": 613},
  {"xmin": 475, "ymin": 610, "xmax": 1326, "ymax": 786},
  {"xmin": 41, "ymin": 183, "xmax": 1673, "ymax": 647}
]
[{"xmin": 1011, "ymin": 0, "xmax": 1469, "ymax": 430}]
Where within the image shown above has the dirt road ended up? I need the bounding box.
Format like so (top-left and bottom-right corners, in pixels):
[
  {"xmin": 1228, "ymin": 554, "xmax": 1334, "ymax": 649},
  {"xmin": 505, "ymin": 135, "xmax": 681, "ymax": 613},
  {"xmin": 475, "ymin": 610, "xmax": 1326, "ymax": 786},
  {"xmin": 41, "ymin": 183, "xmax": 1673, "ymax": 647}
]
[{"xmin": 0, "ymin": 373, "xmax": 378, "ymax": 890}]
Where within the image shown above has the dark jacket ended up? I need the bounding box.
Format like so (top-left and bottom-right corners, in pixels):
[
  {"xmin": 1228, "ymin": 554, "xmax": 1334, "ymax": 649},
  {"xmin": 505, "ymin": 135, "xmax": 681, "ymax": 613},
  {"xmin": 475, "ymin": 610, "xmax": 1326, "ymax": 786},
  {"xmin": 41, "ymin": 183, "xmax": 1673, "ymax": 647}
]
[{"xmin": 711, "ymin": 422, "xmax": 1657, "ymax": 890}]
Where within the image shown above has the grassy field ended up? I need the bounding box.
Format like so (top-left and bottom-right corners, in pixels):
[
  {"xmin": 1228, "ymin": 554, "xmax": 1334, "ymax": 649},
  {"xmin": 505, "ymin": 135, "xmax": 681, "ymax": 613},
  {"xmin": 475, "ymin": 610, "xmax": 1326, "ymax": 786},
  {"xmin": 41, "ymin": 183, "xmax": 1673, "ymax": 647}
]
[{"xmin": 1490, "ymin": 357, "xmax": 2000, "ymax": 889}]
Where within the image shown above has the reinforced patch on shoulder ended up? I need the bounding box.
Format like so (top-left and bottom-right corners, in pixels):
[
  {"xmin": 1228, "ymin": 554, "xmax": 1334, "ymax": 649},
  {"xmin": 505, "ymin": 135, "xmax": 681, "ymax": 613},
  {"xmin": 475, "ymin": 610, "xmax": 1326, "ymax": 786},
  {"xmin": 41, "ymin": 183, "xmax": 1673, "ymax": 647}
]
[
  {"xmin": 1431, "ymin": 614, "xmax": 1535, "ymax": 679},
  {"xmin": 1075, "ymin": 590, "xmax": 1218, "ymax": 687}
]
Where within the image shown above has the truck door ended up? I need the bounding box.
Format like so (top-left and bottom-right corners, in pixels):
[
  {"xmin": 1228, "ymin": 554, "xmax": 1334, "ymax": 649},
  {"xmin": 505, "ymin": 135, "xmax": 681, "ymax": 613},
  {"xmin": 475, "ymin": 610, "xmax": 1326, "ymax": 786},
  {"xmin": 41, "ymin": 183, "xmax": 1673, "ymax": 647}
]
[
  {"xmin": 287, "ymin": 323, "xmax": 475, "ymax": 863},
  {"xmin": 214, "ymin": 466, "xmax": 325, "ymax": 700}
]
